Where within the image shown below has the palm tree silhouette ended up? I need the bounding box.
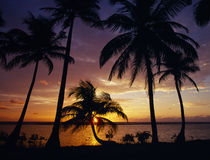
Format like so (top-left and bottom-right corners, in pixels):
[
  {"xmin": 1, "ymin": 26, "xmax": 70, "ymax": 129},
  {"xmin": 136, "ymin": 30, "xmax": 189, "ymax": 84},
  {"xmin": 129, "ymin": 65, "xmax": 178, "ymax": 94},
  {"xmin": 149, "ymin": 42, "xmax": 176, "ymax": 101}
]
[
  {"xmin": 0, "ymin": 9, "xmax": 6, "ymax": 68},
  {"xmin": 100, "ymin": 0, "xmax": 197, "ymax": 143},
  {"xmin": 61, "ymin": 80, "xmax": 128, "ymax": 145},
  {"xmin": 42, "ymin": 0, "xmax": 101, "ymax": 148},
  {"xmin": 156, "ymin": 52, "xmax": 199, "ymax": 143},
  {"xmin": 194, "ymin": 0, "xmax": 210, "ymax": 26},
  {"xmin": 5, "ymin": 13, "xmax": 71, "ymax": 147},
  {"xmin": 0, "ymin": 10, "xmax": 5, "ymax": 27},
  {"xmin": 0, "ymin": 34, "xmax": 6, "ymax": 68}
]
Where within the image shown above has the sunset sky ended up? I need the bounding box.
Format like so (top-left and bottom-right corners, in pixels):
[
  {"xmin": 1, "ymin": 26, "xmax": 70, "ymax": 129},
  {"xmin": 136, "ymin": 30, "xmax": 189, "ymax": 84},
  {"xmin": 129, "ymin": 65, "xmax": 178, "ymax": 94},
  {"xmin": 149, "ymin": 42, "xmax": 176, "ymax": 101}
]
[{"xmin": 0, "ymin": 0, "xmax": 210, "ymax": 122}]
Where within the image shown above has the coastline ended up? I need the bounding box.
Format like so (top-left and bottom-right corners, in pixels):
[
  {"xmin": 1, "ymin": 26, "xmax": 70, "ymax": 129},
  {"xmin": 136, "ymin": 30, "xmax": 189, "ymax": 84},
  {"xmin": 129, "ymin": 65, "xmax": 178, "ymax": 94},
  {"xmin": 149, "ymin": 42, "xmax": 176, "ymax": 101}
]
[{"xmin": 1, "ymin": 140, "xmax": 210, "ymax": 160}]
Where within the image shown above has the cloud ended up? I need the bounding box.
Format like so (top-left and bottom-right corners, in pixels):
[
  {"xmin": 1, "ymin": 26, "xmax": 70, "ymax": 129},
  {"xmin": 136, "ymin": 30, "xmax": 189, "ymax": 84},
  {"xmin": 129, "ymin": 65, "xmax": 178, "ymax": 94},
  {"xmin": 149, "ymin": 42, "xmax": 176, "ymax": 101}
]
[
  {"xmin": 0, "ymin": 106, "xmax": 9, "ymax": 110},
  {"xmin": 99, "ymin": 79, "xmax": 118, "ymax": 86},
  {"xmin": 184, "ymin": 102, "xmax": 210, "ymax": 109},
  {"xmin": 39, "ymin": 80, "xmax": 48, "ymax": 86},
  {"xmin": 10, "ymin": 99, "xmax": 24, "ymax": 105},
  {"xmin": 76, "ymin": 57, "xmax": 96, "ymax": 63}
]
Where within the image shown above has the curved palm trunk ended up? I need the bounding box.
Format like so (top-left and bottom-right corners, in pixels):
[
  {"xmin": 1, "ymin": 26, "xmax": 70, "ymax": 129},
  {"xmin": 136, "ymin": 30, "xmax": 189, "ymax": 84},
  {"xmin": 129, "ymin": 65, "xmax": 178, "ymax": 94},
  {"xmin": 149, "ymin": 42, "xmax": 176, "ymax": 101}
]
[
  {"xmin": 6, "ymin": 61, "xmax": 39, "ymax": 147},
  {"xmin": 90, "ymin": 122, "xmax": 106, "ymax": 145},
  {"xmin": 145, "ymin": 55, "xmax": 158, "ymax": 144},
  {"xmin": 46, "ymin": 18, "xmax": 75, "ymax": 149},
  {"xmin": 175, "ymin": 80, "xmax": 185, "ymax": 143}
]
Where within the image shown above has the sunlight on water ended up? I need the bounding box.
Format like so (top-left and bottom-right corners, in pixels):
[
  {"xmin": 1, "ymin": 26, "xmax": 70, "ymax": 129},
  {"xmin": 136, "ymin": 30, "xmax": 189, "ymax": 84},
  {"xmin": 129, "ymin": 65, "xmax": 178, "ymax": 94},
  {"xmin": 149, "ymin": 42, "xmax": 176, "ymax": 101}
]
[{"xmin": 1, "ymin": 124, "xmax": 210, "ymax": 146}]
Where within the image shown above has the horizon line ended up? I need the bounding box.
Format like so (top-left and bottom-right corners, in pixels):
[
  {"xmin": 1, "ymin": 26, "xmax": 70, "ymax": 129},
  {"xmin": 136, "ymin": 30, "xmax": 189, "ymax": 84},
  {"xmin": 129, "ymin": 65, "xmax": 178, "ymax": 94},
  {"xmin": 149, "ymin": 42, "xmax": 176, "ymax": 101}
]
[{"xmin": 0, "ymin": 121, "xmax": 210, "ymax": 125}]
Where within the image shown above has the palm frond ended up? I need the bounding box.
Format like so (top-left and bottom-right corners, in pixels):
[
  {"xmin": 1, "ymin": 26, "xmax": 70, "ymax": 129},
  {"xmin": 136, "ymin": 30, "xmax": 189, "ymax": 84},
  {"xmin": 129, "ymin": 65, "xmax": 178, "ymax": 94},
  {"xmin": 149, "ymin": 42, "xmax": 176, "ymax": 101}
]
[
  {"xmin": 0, "ymin": 10, "xmax": 5, "ymax": 27},
  {"xmin": 153, "ymin": 0, "xmax": 192, "ymax": 20},
  {"xmin": 175, "ymin": 33, "xmax": 200, "ymax": 49},
  {"xmin": 194, "ymin": 0, "xmax": 210, "ymax": 26},
  {"xmin": 100, "ymin": 32, "xmax": 133, "ymax": 67},
  {"xmin": 96, "ymin": 101, "xmax": 128, "ymax": 121},
  {"xmin": 159, "ymin": 71, "xmax": 171, "ymax": 83},
  {"xmin": 69, "ymin": 80, "xmax": 96, "ymax": 101},
  {"xmin": 61, "ymin": 105, "xmax": 83, "ymax": 118},
  {"xmin": 6, "ymin": 54, "xmax": 30, "ymax": 70},
  {"xmin": 103, "ymin": 14, "xmax": 135, "ymax": 32},
  {"xmin": 61, "ymin": 116, "xmax": 88, "ymax": 132},
  {"xmin": 42, "ymin": 56, "xmax": 54, "ymax": 75},
  {"xmin": 184, "ymin": 73, "xmax": 199, "ymax": 92},
  {"xmin": 96, "ymin": 116, "xmax": 117, "ymax": 133},
  {"xmin": 165, "ymin": 21, "xmax": 189, "ymax": 33},
  {"xmin": 130, "ymin": 51, "xmax": 144, "ymax": 86},
  {"xmin": 100, "ymin": 92, "xmax": 112, "ymax": 101}
]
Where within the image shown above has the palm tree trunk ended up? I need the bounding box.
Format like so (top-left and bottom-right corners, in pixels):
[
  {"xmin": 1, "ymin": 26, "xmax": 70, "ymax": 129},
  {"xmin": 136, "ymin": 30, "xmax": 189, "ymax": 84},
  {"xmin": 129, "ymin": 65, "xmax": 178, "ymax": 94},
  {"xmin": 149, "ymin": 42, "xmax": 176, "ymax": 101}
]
[
  {"xmin": 90, "ymin": 122, "xmax": 105, "ymax": 145},
  {"xmin": 175, "ymin": 80, "xmax": 185, "ymax": 143},
  {"xmin": 145, "ymin": 55, "xmax": 158, "ymax": 144},
  {"xmin": 45, "ymin": 18, "xmax": 75, "ymax": 149},
  {"xmin": 6, "ymin": 61, "xmax": 39, "ymax": 147}
]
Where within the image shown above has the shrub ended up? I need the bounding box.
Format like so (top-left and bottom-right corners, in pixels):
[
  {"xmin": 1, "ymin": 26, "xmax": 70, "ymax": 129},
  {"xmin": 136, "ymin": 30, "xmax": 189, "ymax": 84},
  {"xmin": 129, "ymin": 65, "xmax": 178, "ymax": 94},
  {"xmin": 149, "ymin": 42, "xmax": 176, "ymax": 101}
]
[
  {"xmin": 105, "ymin": 129, "xmax": 114, "ymax": 141},
  {"xmin": 136, "ymin": 131, "xmax": 152, "ymax": 144},
  {"xmin": 122, "ymin": 134, "xmax": 135, "ymax": 144}
]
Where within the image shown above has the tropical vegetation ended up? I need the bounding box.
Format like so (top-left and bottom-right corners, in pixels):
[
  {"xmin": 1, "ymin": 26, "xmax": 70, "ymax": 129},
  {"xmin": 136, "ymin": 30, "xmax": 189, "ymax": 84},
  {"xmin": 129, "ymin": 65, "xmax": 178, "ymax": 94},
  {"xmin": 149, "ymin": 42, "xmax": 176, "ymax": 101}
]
[
  {"xmin": 100, "ymin": 0, "xmax": 198, "ymax": 143},
  {"xmin": 156, "ymin": 52, "xmax": 200, "ymax": 143},
  {"xmin": 42, "ymin": 0, "xmax": 101, "ymax": 149},
  {"xmin": 4, "ymin": 13, "xmax": 71, "ymax": 147},
  {"xmin": 61, "ymin": 80, "xmax": 128, "ymax": 145},
  {"xmin": 0, "ymin": 0, "xmax": 207, "ymax": 149},
  {"xmin": 194, "ymin": 0, "xmax": 210, "ymax": 26}
]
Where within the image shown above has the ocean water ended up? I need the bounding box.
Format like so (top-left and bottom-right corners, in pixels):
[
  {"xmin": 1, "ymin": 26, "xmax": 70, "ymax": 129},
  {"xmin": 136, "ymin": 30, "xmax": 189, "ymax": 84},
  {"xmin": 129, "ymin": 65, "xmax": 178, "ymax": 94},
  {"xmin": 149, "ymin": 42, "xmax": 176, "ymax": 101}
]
[{"xmin": 0, "ymin": 123, "xmax": 210, "ymax": 146}]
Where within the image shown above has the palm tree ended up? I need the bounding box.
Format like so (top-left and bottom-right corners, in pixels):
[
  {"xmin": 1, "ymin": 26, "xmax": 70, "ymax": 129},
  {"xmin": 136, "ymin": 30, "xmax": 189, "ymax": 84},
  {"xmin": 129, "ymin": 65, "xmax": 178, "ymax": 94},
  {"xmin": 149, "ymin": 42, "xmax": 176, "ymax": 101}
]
[
  {"xmin": 42, "ymin": 0, "xmax": 101, "ymax": 148},
  {"xmin": 61, "ymin": 80, "xmax": 128, "ymax": 145},
  {"xmin": 0, "ymin": 9, "xmax": 6, "ymax": 68},
  {"xmin": 0, "ymin": 9, "xmax": 5, "ymax": 27},
  {"xmin": 100, "ymin": 0, "xmax": 198, "ymax": 143},
  {"xmin": 0, "ymin": 33, "xmax": 7, "ymax": 68},
  {"xmin": 156, "ymin": 52, "xmax": 199, "ymax": 143},
  {"xmin": 5, "ymin": 13, "xmax": 72, "ymax": 147},
  {"xmin": 194, "ymin": 0, "xmax": 210, "ymax": 26}
]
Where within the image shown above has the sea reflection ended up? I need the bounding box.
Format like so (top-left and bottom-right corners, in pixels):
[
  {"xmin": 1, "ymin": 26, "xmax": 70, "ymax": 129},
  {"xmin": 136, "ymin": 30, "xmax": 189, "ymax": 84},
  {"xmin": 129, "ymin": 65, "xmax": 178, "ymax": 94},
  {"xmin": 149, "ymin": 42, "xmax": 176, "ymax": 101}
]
[{"xmin": 60, "ymin": 125, "xmax": 101, "ymax": 146}]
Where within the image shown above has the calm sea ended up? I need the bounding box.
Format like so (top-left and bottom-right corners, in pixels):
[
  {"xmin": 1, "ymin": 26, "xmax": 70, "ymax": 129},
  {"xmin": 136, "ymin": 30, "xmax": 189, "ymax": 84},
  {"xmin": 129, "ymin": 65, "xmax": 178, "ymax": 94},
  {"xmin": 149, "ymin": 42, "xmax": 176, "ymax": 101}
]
[{"xmin": 0, "ymin": 123, "xmax": 210, "ymax": 146}]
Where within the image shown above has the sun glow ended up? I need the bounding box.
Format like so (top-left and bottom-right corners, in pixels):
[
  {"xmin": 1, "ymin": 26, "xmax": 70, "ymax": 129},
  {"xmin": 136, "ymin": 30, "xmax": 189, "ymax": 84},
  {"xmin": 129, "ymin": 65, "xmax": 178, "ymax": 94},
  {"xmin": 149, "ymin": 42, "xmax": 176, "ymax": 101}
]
[{"xmin": 93, "ymin": 117, "xmax": 98, "ymax": 124}]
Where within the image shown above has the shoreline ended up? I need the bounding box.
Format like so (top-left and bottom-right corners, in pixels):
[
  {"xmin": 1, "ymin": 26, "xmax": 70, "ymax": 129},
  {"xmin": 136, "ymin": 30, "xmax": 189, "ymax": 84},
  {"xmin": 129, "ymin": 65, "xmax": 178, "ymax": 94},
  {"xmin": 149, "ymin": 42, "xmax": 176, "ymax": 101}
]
[{"xmin": 1, "ymin": 140, "xmax": 210, "ymax": 159}]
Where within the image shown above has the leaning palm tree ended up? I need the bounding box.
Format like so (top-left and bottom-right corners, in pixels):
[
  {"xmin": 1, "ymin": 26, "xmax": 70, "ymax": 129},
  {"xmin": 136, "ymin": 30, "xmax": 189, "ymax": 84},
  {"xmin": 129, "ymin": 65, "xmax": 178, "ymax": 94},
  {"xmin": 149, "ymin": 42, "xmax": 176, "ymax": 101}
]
[
  {"xmin": 42, "ymin": 0, "xmax": 101, "ymax": 148},
  {"xmin": 194, "ymin": 0, "xmax": 210, "ymax": 26},
  {"xmin": 5, "ymin": 13, "xmax": 73, "ymax": 147},
  {"xmin": 156, "ymin": 52, "xmax": 199, "ymax": 143},
  {"xmin": 100, "ymin": 0, "xmax": 198, "ymax": 143},
  {"xmin": 61, "ymin": 80, "xmax": 128, "ymax": 145}
]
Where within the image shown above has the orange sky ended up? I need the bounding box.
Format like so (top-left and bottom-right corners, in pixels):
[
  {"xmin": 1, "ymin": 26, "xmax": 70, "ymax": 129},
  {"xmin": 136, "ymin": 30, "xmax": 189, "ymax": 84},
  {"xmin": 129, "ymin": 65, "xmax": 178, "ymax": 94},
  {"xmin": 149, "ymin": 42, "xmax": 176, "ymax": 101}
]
[{"xmin": 0, "ymin": 0, "xmax": 210, "ymax": 122}]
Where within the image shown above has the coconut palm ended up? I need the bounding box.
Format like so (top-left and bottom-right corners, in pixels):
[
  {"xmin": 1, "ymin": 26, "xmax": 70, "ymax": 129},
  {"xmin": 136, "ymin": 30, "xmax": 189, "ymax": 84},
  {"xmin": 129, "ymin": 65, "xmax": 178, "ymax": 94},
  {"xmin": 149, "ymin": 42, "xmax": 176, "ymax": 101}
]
[
  {"xmin": 5, "ymin": 13, "xmax": 73, "ymax": 147},
  {"xmin": 61, "ymin": 80, "xmax": 128, "ymax": 145},
  {"xmin": 100, "ymin": 0, "xmax": 198, "ymax": 143},
  {"xmin": 0, "ymin": 10, "xmax": 5, "ymax": 27},
  {"xmin": 0, "ymin": 28, "xmax": 32, "ymax": 69},
  {"xmin": 156, "ymin": 52, "xmax": 199, "ymax": 143},
  {"xmin": 194, "ymin": 0, "xmax": 210, "ymax": 26},
  {"xmin": 42, "ymin": 0, "xmax": 101, "ymax": 148},
  {"xmin": 0, "ymin": 33, "xmax": 6, "ymax": 68},
  {"xmin": 0, "ymin": 9, "xmax": 6, "ymax": 68}
]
